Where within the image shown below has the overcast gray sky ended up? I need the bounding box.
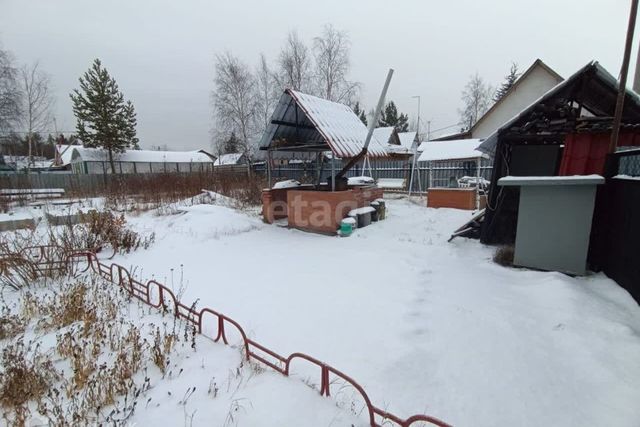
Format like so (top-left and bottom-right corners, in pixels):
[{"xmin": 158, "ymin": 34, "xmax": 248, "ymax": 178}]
[{"xmin": 0, "ymin": 0, "xmax": 635, "ymax": 150}]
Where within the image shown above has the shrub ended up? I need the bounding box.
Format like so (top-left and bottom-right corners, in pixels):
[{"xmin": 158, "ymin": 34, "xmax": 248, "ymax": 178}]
[{"xmin": 48, "ymin": 211, "xmax": 154, "ymax": 255}]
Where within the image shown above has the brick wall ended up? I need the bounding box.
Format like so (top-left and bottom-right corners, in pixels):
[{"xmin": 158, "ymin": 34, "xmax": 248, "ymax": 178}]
[
  {"xmin": 284, "ymin": 186, "xmax": 383, "ymax": 234},
  {"xmin": 427, "ymin": 188, "xmax": 485, "ymax": 210}
]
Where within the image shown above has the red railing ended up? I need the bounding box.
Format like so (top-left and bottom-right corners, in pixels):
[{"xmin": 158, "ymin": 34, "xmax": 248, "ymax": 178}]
[{"xmin": 14, "ymin": 246, "xmax": 452, "ymax": 427}]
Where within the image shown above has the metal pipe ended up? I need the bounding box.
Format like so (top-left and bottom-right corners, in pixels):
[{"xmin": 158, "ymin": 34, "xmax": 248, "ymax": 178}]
[
  {"xmin": 335, "ymin": 69, "xmax": 394, "ymax": 179},
  {"xmin": 267, "ymin": 149, "xmax": 272, "ymax": 188},
  {"xmin": 363, "ymin": 69, "xmax": 394, "ymax": 151},
  {"xmin": 610, "ymin": 0, "xmax": 639, "ymax": 153},
  {"xmin": 331, "ymin": 154, "xmax": 335, "ymax": 191},
  {"xmin": 476, "ymin": 157, "xmax": 481, "ymax": 211}
]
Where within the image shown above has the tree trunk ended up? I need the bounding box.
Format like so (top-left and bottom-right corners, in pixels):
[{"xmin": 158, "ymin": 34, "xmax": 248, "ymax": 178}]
[
  {"xmin": 108, "ymin": 147, "xmax": 116, "ymax": 174},
  {"xmin": 27, "ymin": 133, "xmax": 32, "ymax": 174}
]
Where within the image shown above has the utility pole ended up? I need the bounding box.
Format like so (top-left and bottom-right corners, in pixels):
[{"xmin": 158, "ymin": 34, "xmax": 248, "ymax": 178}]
[
  {"xmin": 409, "ymin": 96, "xmax": 422, "ymax": 196},
  {"xmin": 610, "ymin": 0, "xmax": 639, "ymax": 153},
  {"xmin": 634, "ymin": 38, "xmax": 640, "ymax": 93}
]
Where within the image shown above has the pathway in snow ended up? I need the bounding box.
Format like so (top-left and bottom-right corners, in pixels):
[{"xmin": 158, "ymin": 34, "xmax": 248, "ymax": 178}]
[{"xmin": 118, "ymin": 197, "xmax": 640, "ymax": 427}]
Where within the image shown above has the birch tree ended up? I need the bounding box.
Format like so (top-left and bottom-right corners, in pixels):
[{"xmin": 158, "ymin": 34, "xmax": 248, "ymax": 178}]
[
  {"xmin": 254, "ymin": 53, "xmax": 279, "ymax": 135},
  {"xmin": 276, "ymin": 30, "xmax": 312, "ymax": 92},
  {"xmin": 211, "ymin": 52, "xmax": 256, "ymax": 163},
  {"xmin": 459, "ymin": 73, "xmax": 494, "ymax": 129},
  {"xmin": 20, "ymin": 62, "xmax": 53, "ymax": 169},
  {"xmin": 0, "ymin": 47, "xmax": 21, "ymax": 135},
  {"xmin": 313, "ymin": 24, "xmax": 359, "ymax": 103}
]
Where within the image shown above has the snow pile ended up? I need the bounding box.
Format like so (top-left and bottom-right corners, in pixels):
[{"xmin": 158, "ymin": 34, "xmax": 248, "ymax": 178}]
[
  {"xmin": 272, "ymin": 179, "xmax": 300, "ymax": 189},
  {"xmin": 347, "ymin": 176, "xmax": 374, "ymax": 185}
]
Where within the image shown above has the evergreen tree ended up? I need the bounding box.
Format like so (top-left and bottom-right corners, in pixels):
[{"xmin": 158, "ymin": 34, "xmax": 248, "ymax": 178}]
[
  {"xmin": 378, "ymin": 101, "xmax": 409, "ymax": 132},
  {"xmin": 352, "ymin": 101, "xmax": 367, "ymax": 126},
  {"xmin": 222, "ymin": 132, "xmax": 241, "ymax": 154},
  {"xmin": 494, "ymin": 63, "xmax": 520, "ymax": 102},
  {"xmin": 70, "ymin": 59, "xmax": 139, "ymax": 173}
]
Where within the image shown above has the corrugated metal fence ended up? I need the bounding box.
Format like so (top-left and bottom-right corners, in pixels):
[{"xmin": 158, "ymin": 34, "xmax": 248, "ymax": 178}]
[
  {"xmin": 257, "ymin": 159, "xmax": 493, "ymax": 192},
  {"xmin": 590, "ymin": 149, "xmax": 640, "ymax": 304},
  {"xmin": 1, "ymin": 161, "xmax": 493, "ymax": 194}
]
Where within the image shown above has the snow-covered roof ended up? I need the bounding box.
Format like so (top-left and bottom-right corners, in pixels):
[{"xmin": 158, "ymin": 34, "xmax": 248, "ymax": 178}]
[
  {"xmin": 214, "ymin": 153, "xmax": 243, "ymax": 166},
  {"xmin": 418, "ymin": 139, "xmax": 487, "ymax": 162},
  {"xmin": 259, "ymin": 89, "xmax": 389, "ymax": 158},
  {"xmin": 70, "ymin": 147, "xmax": 214, "ymax": 163},
  {"xmin": 498, "ymin": 175, "xmax": 604, "ymax": 186},
  {"xmin": 478, "ymin": 61, "xmax": 640, "ymax": 156},
  {"xmin": 398, "ymin": 132, "xmax": 417, "ymax": 149},
  {"xmin": 372, "ymin": 127, "xmax": 395, "ymax": 145}
]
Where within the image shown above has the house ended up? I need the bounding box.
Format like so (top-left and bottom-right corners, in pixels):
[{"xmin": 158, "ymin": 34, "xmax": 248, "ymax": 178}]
[
  {"xmin": 477, "ymin": 61, "xmax": 640, "ymax": 245},
  {"xmin": 398, "ymin": 131, "xmax": 419, "ymax": 151},
  {"xmin": 68, "ymin": 147, "xmax": 215, "ymax": 174},
  {"xmin": 434, "ymin": 59, "xmax": 563, "ymax": 141},
  {"xmin": 372, "ymin": 127, "xmax": 401, "ymax": 147},
  {"xmin": 213, "ymin": 152, "xmax": 247, "ymax": 166}
]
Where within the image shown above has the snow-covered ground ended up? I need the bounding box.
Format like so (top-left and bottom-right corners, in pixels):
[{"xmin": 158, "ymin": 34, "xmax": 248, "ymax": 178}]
[
  {"xmin": 0, "ymin": 276, "xmax": 363, "ymax": 427},
  {"xmin": 105, "ymin": 195, "xmax": 640, "ymax": 427}
]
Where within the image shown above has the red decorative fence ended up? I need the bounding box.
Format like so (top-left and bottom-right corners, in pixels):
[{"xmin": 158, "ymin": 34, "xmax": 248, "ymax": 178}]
[{"xmin": 10, "ymin": 245, "xmax": 452, "ymax": 427}]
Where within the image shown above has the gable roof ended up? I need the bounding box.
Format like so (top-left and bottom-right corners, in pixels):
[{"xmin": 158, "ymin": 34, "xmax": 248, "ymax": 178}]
[
  {"xmin": 214, "ymin": 153, "xmax": 244, "ymax": 166},
  {"xmin": 478, "ymin": 61, "xmax": 640, "ymax": 155},
  {"xmin": 398, "ymin": 131, "xmax": 418, "ymax": 149},
  {"xmin": 418, "ymin": 139, "xmax": 487, "ymax": 162},
  {"xmin": 259, "ymin": 89, "xmax": 389, "ymax": 158},
  {"xmin": 471, "ymin": 59, "xmax": 563, "ymax": 135},
  {"xmin": 372, "ymin": 127, "xmax": 400, "ymax": 145}
]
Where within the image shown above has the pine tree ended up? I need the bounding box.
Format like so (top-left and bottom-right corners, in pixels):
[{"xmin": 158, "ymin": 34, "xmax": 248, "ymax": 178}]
[
  {"xmin": 70, "ymin": 59, "xmax": 139, "ymax": 173},
  {"xmin": 378, "ymin": 101, "xmax": 409, "ymax": 132},
  {"xmin": 494, "ymin": 63, "xmax": 520, "ymax": 102},
  {"xmin": 222, "ymin": 132, "xmax": 241, "ymax": 154},
  {"xmin": 353, "ymin": 101, "xmax": 367, "ymax": 126}
]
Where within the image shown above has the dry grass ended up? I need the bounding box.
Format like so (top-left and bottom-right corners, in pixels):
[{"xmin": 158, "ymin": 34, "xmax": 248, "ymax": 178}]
[
  {"xmin": 64, "ymin": 171, "xmax": 266, "ymax": 212},
  {"xmin": 47, "ymin": 210, "xmax": 155, "ymax": 256},
  {"xmin": 0, "ymin": 274, "xmax": 201, "ymax": 425},
  {"xmin": 0, "ymin": 339, "xmax": 59, "ymax": 410}
]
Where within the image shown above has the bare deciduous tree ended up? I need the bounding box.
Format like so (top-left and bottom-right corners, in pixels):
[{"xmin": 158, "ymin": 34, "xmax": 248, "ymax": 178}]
[
  {"xmin": 211, "ymin": 52, "xmax": 256, "ymax": 167},
  {"xmin": 276, "ymin": 30, "xmax": 311, "ymax": 92},
  {"xmin": 459, "ymin": 73, "xmax": 494, "ymax": 129},
  {"xmin": 255, "ymin": 53, "xmax": 279, "ymax": 135},
  {"xmin": 20, "ymin": 62, "xmax": 53, "ymax": 169},
  {"xmin": 0, "ymin": 47, "xmax": 21, "ymax": 135},
  {"xmin": 313, "ymin": 24, "xmax": 359, "ymax": 103}
]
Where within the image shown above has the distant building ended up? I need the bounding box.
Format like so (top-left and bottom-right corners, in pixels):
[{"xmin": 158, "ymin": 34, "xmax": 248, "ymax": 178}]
[
  {"xmin": 67, "ymin": 146, "xmax": 215, "ymax": 174},
  {"xmin": 435, "ymin": 59, "xmax": 563, "ymax": 141},
  {"xmin": 213, "ymin": 152, "xmax": 247, "ymax": 166}
]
